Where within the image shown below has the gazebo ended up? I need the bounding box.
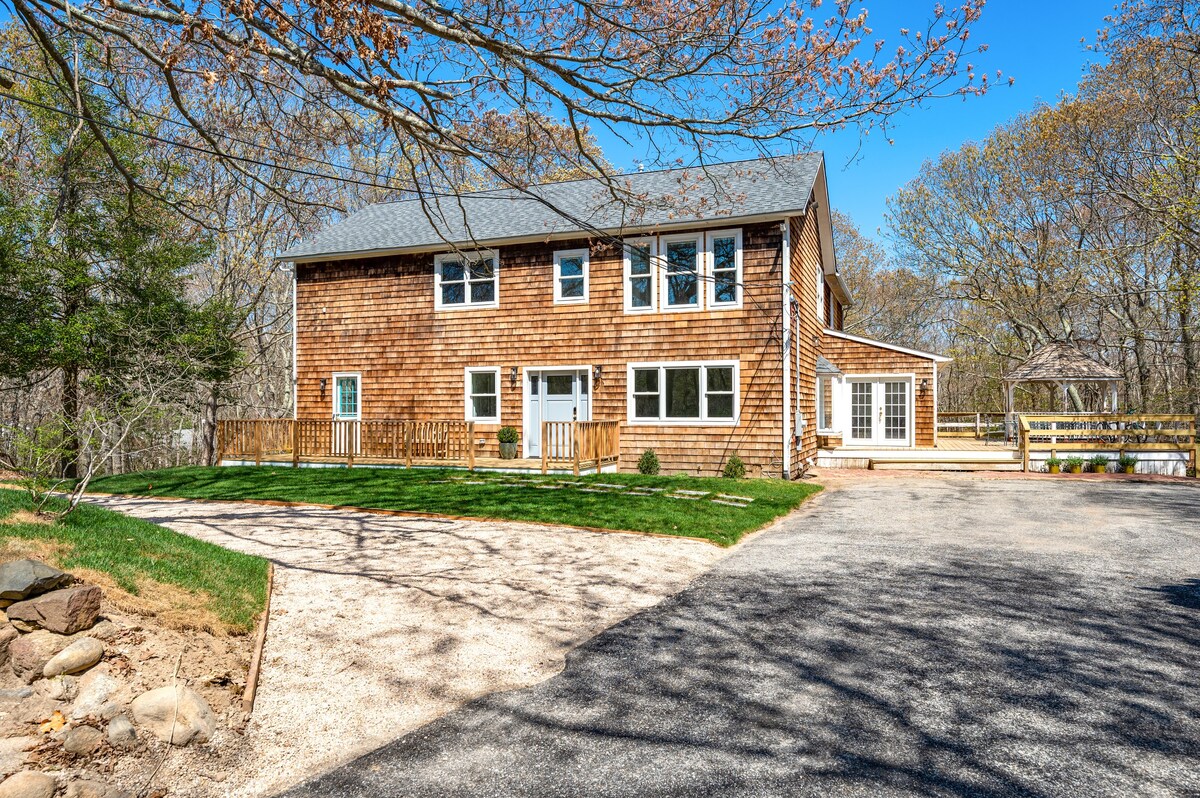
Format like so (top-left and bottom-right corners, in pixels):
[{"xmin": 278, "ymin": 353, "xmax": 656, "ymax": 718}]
[{"xmin": 1003, "ymin": 342, "xmax": 1124, "ymax": 431}]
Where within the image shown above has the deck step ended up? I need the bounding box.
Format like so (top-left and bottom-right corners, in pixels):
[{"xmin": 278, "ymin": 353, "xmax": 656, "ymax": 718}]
[{"xmin": 869, "ymin": 459, "xmax": 1023, "ymax": 472}]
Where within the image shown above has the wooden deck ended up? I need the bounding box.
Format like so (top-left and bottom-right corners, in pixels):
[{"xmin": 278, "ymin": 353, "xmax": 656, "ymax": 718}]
[
  {"xmin": 220, "ymin": 452, "xmax": 615, "ymax": 475},
  {"xmin": 817, "ymin": 437, "xmax": 1021, "ymax": 471}
]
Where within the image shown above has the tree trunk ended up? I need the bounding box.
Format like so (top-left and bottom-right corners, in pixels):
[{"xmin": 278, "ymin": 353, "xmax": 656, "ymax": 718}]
[
  {"xmin": 60, "ymin": 366, "xmax": 79, "ymax": 479},
  {"xmin": 202, "ymin": 386, "xmax": 219, "ymax": 466}
]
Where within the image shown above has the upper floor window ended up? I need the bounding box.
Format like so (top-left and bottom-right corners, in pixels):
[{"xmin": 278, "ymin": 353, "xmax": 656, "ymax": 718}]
[
  {"xmin": 623, "ymin": 238, "xmax": 657, "ymax": 313},
  {"xmin": 553, "ymin": 248, "xmax": 589, "ymax": 304},
  {"xmin": 706, "ymin": 229, "xmax": 742, "ymax": 308},
  {"xmin": 816, "ymin": 262, "xmax": 827, "ymax": 325},
  {"xmin": 661, "ymin": 234, "xmax": 701, "ymax": 310},
  {"xmin": 435, "ymin": 250, "xmax": 498, "ymax": 310}
]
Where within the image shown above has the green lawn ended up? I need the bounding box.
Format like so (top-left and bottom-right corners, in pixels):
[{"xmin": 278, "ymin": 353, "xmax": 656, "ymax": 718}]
[
  {"xmin": 88, "ymin": 466, "xmax": 821, "ymax": 546},
  {"xmin": 0, "ymin": 488, "xmax": 268, "ymax": 633}
]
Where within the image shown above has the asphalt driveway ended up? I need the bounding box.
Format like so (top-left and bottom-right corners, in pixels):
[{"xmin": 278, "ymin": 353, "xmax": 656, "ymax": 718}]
[{"xmin": 282, "ymin": 477, "xmax": 1200, "ymax": 798}]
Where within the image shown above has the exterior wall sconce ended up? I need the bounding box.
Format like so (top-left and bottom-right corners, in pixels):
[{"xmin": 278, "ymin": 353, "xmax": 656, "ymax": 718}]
[
  {"xmin": 920, "ymin": 378, "xmax": 929, "ymax": 391},
  {"xmin": 319, "ymin": 377, "xmax": 327, "ymax": 394},
  {"xmin": 593, "ymin": 364, "xmax": 603, "ymax": 383},
  {"xmin": 509, "ymin": 366, "xmax": 518, "ymax": 386}
]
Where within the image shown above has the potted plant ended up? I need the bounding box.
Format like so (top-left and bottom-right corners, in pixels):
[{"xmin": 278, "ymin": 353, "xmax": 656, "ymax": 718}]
[
  {"xmin": 1064, "ymin": 456, "xmax": 1086, "ymax": 474},
  {"xmin": 1045, "ymin": 456, "xmax": 1062, "ymax": 474},
  {"xmin": 1117, "ymin": 454, "xmax": 1137, "ymax": 474},
  {"xmin": 497, "ymin": 426, "xmax": 519, "ymax": 459},
  {"xmin": 1088, "ymin": 454, "xmax": 1111, "ymax": 474}
]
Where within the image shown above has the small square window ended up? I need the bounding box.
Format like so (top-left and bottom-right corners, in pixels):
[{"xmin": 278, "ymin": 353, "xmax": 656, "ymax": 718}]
[
  {"xmin": 554, "ymin": 249, "xmax": 589, "ymax": 304},
  {"xmin": 464, "ymin": 367, "xmax": 501, "ymax": 422}
]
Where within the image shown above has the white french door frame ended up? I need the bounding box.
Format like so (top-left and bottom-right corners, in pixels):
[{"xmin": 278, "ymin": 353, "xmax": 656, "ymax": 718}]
[
  {"xmin": 521, "ymin": 365, "xmax": 593, "ymax": 458},
  {"xmin": 330, "ymin": 371, "xmax": 362, "ymax": 455},
  {"xmin": 841, "ymin": 373, "xmax": 915, "ymax": 448}
]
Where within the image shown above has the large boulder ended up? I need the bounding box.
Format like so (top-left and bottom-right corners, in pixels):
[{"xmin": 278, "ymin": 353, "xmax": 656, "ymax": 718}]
[
  {"xmin": 43, "ymin": 638, "xmax": 104, "ymax": 678},
  {"xmin": 7, "ymin": 586, "xmax": 101, "ymax": 635},
  {"xmin": 9, "ymin": 631, "xmax": 72, "ymax": 684},
  {"xmin": 0, "ymin": 561, "xmax": 70, "ymax": 603},
  {"xmin": 0, "ymin": 771, "xmax": 56, "ymax": 798},
  {"xmin": 130, "ymin": 685, "xmax": 215, "ymax": 746}
]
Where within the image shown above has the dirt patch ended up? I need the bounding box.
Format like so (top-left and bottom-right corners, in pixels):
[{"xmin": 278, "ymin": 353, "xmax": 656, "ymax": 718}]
[
  {"xmin": 70, "ymin": 570, "xmax": 241, "ymax": 638},
  {"xmin": 0, "ymin": 535, "xmax": 72, "ymax": 563},
  {"xmin": 0, "ymin": 510, "xmax": 54, "ymax": 527}
]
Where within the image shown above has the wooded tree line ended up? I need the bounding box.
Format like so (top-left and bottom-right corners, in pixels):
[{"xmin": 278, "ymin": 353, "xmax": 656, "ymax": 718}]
[
  {"xmin": 0, "ymin": 1, "xmax": 990, "ymax": 487},
  {"xmin": 843, "ymin": 1, "xmax": 1200, "ymax": 416}
]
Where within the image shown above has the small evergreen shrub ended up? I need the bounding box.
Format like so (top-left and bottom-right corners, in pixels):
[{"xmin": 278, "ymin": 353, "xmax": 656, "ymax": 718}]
[
  {"xmin": 496, "ymin": 426, "xmax": 519, "ymax": 443},
  {"xmin": 1064, "ymin": 456, "xmax": 1086, "ymax": 473},
  {"xmin": 637, "ymin": 449, "xmax": 660, "ymax": 475},
  {"xmin": 1117, "ymin": 454, "xmax": 1138, "ymax": 472},
  {"xmin": 1088, "ymin": 454, "xmax": 1111, "ymax": 473},
  {"xmin": 722, "ymin": 453, "xmax": 746, "ymax": 479}
]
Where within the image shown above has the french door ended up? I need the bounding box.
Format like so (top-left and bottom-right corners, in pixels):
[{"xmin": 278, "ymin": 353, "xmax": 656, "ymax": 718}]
[{"xmin": 847, "ymin": 378, "xmax": 911, "ymax": 446}]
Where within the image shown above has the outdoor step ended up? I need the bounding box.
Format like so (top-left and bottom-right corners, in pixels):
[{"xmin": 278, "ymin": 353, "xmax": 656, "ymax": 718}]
[{"xmin": 869, "ymin": 460, "xmax": 1024, "ymax": 471}]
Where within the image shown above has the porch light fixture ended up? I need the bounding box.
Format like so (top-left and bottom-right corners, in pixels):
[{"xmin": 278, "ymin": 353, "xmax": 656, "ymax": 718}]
[
  {"xmin": 593, "ymin": 364, "xmax": 603, "ymax": 383},
  {"xmin": 509, "ymin": 366, "xmax": 518, "ymax": 385},
  {"xmin": 319, "ymin": 377, "xmax": 327, "ymax": 393},
  {"xmin": 920, "ymin": 378, "xmax": 929, "ymax": 391}
]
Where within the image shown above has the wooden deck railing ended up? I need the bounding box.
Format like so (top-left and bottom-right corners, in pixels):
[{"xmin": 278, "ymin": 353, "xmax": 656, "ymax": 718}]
[
  {"xmin": 1017, "ymin": 413, "xmax": 1198, "ymax": 474},
  {"xmin": 540, "ymin": 419, "xmax": 621, "ymax": 475},
  {"xmin": 937, "ymin": 412, "xmax": 1005, "ymax": 440},
  {"xmin": 217, "ymin": 419, "xmax": 477, "ymax": 469},
  {"xmin": 217, "ymin": 418, "xmax": 623, "ymax": 473}
]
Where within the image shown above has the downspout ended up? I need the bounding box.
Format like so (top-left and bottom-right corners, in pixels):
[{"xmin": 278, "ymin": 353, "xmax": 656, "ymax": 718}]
[
  {"xmin": 290, "ymin": 265, "xmax": 298, "ymax": 420},
  {"xmin": 781, "ymin": 219, "xmax": 792, "ymax": 479}
]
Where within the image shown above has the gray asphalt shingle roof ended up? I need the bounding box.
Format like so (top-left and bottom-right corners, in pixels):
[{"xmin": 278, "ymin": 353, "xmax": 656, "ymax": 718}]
[
  {"xmin": 1003, "ymin": 342, "xmax": 1124, "ymax": 382},
  {"xmin": 278, "ymin": 154, "xmax": 824, "ymax": 262}
]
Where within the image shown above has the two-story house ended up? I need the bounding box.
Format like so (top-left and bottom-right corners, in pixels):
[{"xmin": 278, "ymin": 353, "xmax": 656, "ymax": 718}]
[{"xmin": 275, "ymin": 154, "xmax": 947, "ymax": 477}]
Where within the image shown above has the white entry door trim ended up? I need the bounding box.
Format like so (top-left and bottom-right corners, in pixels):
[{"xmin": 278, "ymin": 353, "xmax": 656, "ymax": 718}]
[
  {"xmin": 522, "ymin": 366, "xmax": 592, "ymax": 458},
  {"xmin": 841, "ymin": 373, "xmax": 914, "ymax": 448}
]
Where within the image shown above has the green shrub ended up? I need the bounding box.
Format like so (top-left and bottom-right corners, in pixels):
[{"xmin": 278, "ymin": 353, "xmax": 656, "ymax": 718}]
[
  {"xmin": 1117, "ymin": 454, "xmax": 1138, "ymax": 470},
  {"xmin": 722, "ymin": 453, "xmax": 746, "ymax": 479},
  {"xmin": 497, "ymin": 426, "xmax": 519, "ymax": 444},
  {"xmin": 637, "ymin": 449, "xmax": 660, "ymax": 475},
  {"xmin": 1088, "ymin": 454, "xmax": 1111, "ymax": 473},
  {"xmin": 1064, "ymin": 456, "xmax": 1086, "ymax": 471}
]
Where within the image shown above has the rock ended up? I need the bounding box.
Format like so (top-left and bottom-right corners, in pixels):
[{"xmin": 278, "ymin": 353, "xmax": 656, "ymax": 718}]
[
  {"xmin": 0, "ymin": 627, "xmax": 17, "ymax": 669},
  {"xmin": 33, "ymin": 675, "xmax": 77, "ymax": 702},
  {"xmin": 105, "ymin": 715, "xmax": 136, "ymax": 750},
  {"xmin": 7, "ymin": 586, "xmax": 102, "ymax": 636},
  {"xmin": 85, "ymin": 621, "xmax": 119, "ymax": 643},
  {"xmin": 9, "ymin": 631, "xmax": 72, "ymax": 683},
  {"xmin": 43, "ymin": 638, "xmax": 103, "ymax": 678},
  {"xmin": 12, "ymin": 696, "xmax": 63, "ymax": 726},
  {"xmin": 0, "ymin": 687, "xmax": 33, "ymax": 701},
  {"xmin": 0, "ymin": 771, "xmax": 56, "ymax": 798},
  {"xmin": 65, "ymin": 780, "xmax": 132, "ymax": 798},
  {"xmin": 69, "ymin": 668, "xmax": 121, "ymax": 720},
  {"xmin": 62, "ymin": 725, "xmax": 103, "ymax": 756},
  {"xmin": 0, "ymin": 737, "xmax": 36, "ymax": 774},
  {"xmin": 0, "ymin": 561, "xmax": 71, "ymax": 603},
  {"xmin": 130, "ymin": 685, "xmax": 216, "ymax": 746}
]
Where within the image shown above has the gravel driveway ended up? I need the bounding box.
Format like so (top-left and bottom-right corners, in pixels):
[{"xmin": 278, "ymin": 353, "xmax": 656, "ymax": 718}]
[
  {"xmin": 278, "ymin": 476, "xmax": 1200, "ymax": 798},
  {"xmin": 87, "ymin": 496, "xmax": 725, "ymax": 797}
]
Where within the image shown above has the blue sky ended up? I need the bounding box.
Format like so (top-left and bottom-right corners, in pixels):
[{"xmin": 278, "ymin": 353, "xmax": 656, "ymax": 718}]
[{"xmin": 594, "ymin": 0, "xmax": 1113, "ymax": 242}]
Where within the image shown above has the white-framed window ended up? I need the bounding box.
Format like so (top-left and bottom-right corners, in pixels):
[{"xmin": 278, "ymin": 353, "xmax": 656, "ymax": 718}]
[
  {"xmin": 817, "ymin": 376, "xmax": 835, "ymax": 432},
  {"xmin": 660, "ymin": 233, "xmax": 702, "ymax": 311},
  {"xmin": 435, "ymin": 250, "xmax": 498, "ymax": 310},
  {"xmin": 627, "ymin": 361, "xmax": 739, "ymax": 425},
  {"xmin": 706, "ymin": 229, "xmax": 743, "ymax": 309},
  {"xmin": 553, "ymin": 248, "xmax": 589, "ymax": 304},
  {"xmin": 816, "ymin": 262, "xmax": 827, "ymax": 324},
  {"xmin": 332, "ymin": 372, "xmax": 361, "ymax": 420},
  {"xmin": 622, "ymin": 237, "xmax": 657, "ymax": 313},
  {"xmin": 464, "ymin": 367, "xmax": 501, "ymax": 423}
]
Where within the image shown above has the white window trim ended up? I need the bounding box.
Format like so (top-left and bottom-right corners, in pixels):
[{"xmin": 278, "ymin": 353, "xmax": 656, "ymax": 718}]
[
  {"xmin": 331, "ymin": 372, "xmax": 361, "ymax": 420},
  {"xmin": 622, "ymin": 237, "xmax": 658, "ymax": 314},
  {"xmin": 817, "ymin": 264, "xmax": 827, "ymax": 324},
  {"xmin": 816, "ymin": 375, "xmax": 840, "ymax": 434},
  {"xmin": 463, "ymin": 366, "xmax": 502, "ymax": 424},
  {"xmin": 625, "ymin": 360, "xmax": 740, "ymax": 426},
  {"xmin": 658, "ymin": 233, "xmax": 705, "ymax": 313},
  {"xmin": 705, "ymin": 228, "xmax": 743, "ymax": 310},
  {"xmin": 552, "ymin": 248, "xmax": 590, "ymax": 305},
  {"xmin": 434, "ymin": 250, "xmax": 499, "ymax": 311}
]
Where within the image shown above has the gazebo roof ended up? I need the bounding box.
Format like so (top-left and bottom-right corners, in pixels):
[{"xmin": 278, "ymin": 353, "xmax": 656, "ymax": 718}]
[{"xmin": 1003, "ymin": 342, "xmax": 1123, "ymax": 383}]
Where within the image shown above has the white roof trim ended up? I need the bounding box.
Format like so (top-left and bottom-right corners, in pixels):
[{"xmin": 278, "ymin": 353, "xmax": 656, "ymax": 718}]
[{"xmin": 824, "ymin": 329, "xmax": 951, "ymax": 363}]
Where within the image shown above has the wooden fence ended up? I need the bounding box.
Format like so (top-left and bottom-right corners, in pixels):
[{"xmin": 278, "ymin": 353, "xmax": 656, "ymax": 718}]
[
  {"xmin": 1017, "ymin": 413, "xmax": 1197, "ymax": 474},
  {"xmin": 540, "ymin": 420, "xmax": 621, "ymax": 475},
  {"xmin": 937, "ymin": 412, "xmax": 1005, "ymax": 440},
  {"xmin": 217, "ymin": 418, "xmax": 622, "ymax": 474}
]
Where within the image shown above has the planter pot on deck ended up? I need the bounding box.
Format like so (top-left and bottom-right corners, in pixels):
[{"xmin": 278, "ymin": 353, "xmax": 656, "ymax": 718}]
[
  {"xmin": 499, "ymin": 441, "xmax": 519, "ymax": 459},
  {"xmin": 1124, "ymin": 466, "xmax": 1136, "ymax": 474},
  {"xmin": 1047, "ymin": 465, "xmax": 1061, "ymax": 474},
  {"xmin": 1068, "ymin": 465, "xmax": 1083, "ymax": 474}
]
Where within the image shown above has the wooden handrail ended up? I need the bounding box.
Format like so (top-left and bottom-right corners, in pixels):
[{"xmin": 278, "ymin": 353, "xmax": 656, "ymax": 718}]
[{"xmin": 1016, "ymin": 413, "xmax": 1197, "ymax": 476}]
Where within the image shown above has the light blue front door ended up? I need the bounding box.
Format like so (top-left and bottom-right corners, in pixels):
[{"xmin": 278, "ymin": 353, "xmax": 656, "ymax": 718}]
[{"xmin": 526, "ymin": 370, "xmax": 589, "ymax": 457}]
